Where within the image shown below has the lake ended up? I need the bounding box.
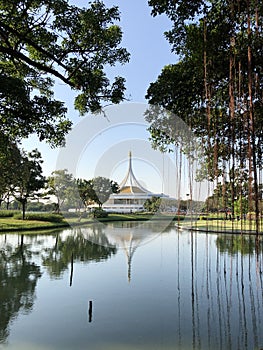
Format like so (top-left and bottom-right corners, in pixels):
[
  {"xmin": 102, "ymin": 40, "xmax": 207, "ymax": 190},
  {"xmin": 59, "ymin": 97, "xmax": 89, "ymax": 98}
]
[{"xmin": 0, "ymin": 221, "xmax": 263, "ymax": 350}]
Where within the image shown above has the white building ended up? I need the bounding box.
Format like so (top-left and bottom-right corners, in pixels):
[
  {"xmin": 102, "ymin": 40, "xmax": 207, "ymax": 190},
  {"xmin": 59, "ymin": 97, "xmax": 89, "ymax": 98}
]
[{"xmin": 103, "ymin": 152, "xmax": 169, "ymax": 213}]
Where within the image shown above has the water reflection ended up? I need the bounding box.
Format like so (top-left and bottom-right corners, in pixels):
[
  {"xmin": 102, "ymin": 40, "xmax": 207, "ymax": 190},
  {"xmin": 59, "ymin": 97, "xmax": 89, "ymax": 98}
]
[
  {"xmin": 0, "ymin": 235, "xmax": 41, "ymax": 344},
  {"xmin": 41, "ymin": 227, "xmax": 117, "ymax": 284},
  {"xmin": 0, "ymin": 225, "xmax": 262, "ymax": 349},
  {"xmin": 0, "ymin": 229, "xmax": 117, "ymax": 345}
]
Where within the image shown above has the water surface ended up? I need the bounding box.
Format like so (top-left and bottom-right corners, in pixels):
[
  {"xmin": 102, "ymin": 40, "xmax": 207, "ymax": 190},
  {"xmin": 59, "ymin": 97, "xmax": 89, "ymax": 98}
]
[{"xmin": 0, "ymin": 221, "xmax": 262, "ymax": 349}]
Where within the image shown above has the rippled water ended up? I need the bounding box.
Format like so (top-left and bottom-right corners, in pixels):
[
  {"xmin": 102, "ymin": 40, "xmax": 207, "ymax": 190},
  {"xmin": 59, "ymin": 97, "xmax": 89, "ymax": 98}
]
[{"xmin": 0, "ymin": 221, "xmax": 263, "ymax": 349}]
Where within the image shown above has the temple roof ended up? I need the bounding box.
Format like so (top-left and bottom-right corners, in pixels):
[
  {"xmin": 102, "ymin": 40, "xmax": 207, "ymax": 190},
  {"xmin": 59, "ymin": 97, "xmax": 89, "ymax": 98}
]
[{"xmin": 119, "ymin": 152, "xmax": 151, "ymax": 194}]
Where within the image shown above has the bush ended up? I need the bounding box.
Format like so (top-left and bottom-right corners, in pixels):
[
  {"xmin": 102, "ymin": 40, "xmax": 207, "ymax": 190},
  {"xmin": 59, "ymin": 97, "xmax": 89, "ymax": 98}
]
[
  {"xmin": 62, "ymin": 211, "xmax": 88, "ymax": 219},
  {"xmin": 0, "ymin": 210, "xmax": 19, "ymax": 217},
  {"xmin": 92, "ymin": 208, "xmax": 108, "ymax": 218},
  {"xmin": 13, "ymin": 213, "xmax": 65, "ymax": 223}
]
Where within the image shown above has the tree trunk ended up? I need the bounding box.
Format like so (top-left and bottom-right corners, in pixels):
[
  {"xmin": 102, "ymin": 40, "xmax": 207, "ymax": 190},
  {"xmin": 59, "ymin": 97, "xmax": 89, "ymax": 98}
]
[
  {"xmin": 247, "ymin": 0, "xmax": 260, "ymax": 234},
  {"xmin": 22, "ymin": 199, "xmax": 27, "ymax": 220}
]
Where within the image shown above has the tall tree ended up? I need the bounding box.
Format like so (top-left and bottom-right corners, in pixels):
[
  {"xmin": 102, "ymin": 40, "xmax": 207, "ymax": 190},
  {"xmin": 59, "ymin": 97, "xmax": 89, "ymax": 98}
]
[
  {"xmin": 0, "ymin": 0, "xmax": 130, "ymax": 145},
  {"xmin": 146, "ymin": 0, "xmax": 263, "ymax": 231}
]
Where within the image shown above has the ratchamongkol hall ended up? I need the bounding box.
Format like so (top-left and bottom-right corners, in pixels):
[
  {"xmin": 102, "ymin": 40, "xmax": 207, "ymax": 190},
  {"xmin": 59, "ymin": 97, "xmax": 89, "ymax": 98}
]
[{"xmin": 103, "ymin": 152, "xmax": 169, "ymax": 213}]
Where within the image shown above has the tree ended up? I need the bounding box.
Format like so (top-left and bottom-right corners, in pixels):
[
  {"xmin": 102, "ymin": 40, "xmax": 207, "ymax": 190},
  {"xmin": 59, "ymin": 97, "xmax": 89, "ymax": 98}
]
[
  {"xmin": 77, "ymin": 176, "xmax": 119, "ymax": 209},
  {"xmin": 0, "ymin": 134, "xmax": 22, "ymax": 207},
  {"xmin": 0, "ymin": 75, "xmax": 71, "ymax": 147},
  {"xmin": 88, "ymin": 176, "xmax": 119, "ymax": 208},
  {"xmin": 77, "ymin": 178, "xmax": 96, "ymax": 209},
  {"xmin": 143, "ymin": 196, "xmax": 161, "ymax": 212},
  {"xmin": 146, "ymin": 0, "xmax": 263, "ymax": 232},
  {"xmin": 12, "ymin": 149, "xmax": 46, "ymax": 219},
  {"xmin": 0, "ymin": 0, "xmax": 130, "ymax": 145},
  {"xmin": 47, "ymin": 169, "xmax": 75, "ymax": 212}
]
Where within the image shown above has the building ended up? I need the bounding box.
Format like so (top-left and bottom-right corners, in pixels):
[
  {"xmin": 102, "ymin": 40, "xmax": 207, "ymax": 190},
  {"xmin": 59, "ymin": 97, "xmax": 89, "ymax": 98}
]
[{"xmin": 103, "ymin": 152, "xmax": 168, "ymax": 213}]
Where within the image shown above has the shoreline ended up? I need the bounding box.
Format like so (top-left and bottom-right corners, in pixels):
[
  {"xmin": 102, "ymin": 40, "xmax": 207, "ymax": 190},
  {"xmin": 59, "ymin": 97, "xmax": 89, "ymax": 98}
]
[{"xmin": 0, "ymin": 213, "xmax": 262, "ymax": 235}]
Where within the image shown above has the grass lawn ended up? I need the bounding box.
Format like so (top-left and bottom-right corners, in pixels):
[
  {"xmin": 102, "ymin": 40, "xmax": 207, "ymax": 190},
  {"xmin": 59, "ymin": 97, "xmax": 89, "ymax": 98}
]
[
  {"xmin": 1, "ymin": 212, "xmax": 261, "ymax": 234},
  {"xmin": 181, "ymin": 217, "xmax": 262, "ymax": 234},
  {"xmin": 0, "ymin": 217, "xmax": 69, "ymax": 231},
  {"xmin": 0, "ymin": 212, "xmax": 180, "ymax": 232}
]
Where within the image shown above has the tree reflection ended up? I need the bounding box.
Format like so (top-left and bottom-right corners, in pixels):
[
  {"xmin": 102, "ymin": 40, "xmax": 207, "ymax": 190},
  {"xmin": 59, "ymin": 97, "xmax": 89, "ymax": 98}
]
[
  {"xmin": 0, "ymin": 235, "xmax": 42, "ymax": 344},
  {"xmin": 216, "ymin": 235, "xmax": 262, "ymax": 255},
  {"xmin": 42, "ymin": 227, "xmax": 117, "ymax": 282}
]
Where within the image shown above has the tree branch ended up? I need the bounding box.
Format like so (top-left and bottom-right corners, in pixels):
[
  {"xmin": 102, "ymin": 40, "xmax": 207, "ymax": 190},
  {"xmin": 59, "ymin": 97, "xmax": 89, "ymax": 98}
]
[{"xmin": 0, "ymin": 45, "xmax": 75, "ymax": 87}]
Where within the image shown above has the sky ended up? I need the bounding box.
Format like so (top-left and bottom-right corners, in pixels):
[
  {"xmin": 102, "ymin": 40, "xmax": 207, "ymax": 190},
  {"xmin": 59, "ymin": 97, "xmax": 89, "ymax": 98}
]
[{"xmin": 22, "ymin": 0, "xmax": 209, "ymax": 200}]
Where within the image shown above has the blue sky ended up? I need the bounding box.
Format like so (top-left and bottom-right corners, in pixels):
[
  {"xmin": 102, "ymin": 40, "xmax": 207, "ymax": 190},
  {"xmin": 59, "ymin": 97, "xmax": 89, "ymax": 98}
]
[
  {"xmin": 22, "ymin": 1, "xmax": 209, "ymax": 199},
  {"xmin": 23, "ymin": 1, "xmax": 176, "ymax": 177}
]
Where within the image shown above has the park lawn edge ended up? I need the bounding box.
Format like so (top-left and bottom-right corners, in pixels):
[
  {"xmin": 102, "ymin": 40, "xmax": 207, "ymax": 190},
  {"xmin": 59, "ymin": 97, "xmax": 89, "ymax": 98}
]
[
  {"xmin": 0, "ymin": 213, "xmax": 182, "ymax": 233},
  {"xmin": 0, "ymin": 214, "xmax": 262, "ymax": 235}
]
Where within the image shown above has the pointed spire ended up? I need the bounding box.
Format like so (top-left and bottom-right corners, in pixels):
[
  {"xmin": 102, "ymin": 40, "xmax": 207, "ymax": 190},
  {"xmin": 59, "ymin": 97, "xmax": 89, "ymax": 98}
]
[{"xmin": 119, "ymin": 152, "xmax": 151, "ymax": 194}]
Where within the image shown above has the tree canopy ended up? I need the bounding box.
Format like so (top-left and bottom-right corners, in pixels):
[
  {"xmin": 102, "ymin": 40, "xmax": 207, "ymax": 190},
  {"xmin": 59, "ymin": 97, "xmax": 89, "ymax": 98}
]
[
  {"xmin": 146, "ymin": 0, "xmax": 263, "ymax": 231},
  {"xmin": 0, "ymin": 0, "xmax": 130, "ymax": 146}
]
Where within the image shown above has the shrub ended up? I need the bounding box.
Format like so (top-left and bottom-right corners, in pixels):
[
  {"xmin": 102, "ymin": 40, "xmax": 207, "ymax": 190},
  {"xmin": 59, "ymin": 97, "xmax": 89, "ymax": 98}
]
[
  {"xmin": 0, "ymin": 210, "xmax": 19, "ymax": 217},
  {"xmin": 92, "ymin": 208, "xmax": 108, "ymax": 218},
  {"xmin": 13, "ymin": 213, "xmax": 64, "ymax": 223},
  {"xmin": 62, "ymin": 211, "xmax": 88, "ymax": 219}
]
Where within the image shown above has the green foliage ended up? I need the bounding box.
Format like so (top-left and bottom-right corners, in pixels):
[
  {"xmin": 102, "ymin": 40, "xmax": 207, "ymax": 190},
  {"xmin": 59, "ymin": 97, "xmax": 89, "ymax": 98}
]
[
  {"xmin": 26, "ymin": 202, "xmax": 56, "ymax": 212},
  {"xmin": 91, "ymin": 177, "xmax": 119, "ymax": 207},
  {"xmin": 47, "ymin": 170, "xmax": 75, "ymax": 212},
  {"xmin": 13, "ymin": 212, "xmax": 64, "ymax": 223},
  {"xmin": 146, "ymin": 0, "xmax": 263, "ymax": 230},
  {"xmin": 0, "ymin": 75, "xmax": 71, "ymax": 147},
  {"xmin": 62, "ymin": 211, "xmax": 88, "ymax": 219},
  {"xmin": 11, "ymin": 149, "xmax": 46, "ymax": 220},
  {"xmin": 143, "ymin": 196, "xmax": 161, "ymax": 213},
  {"xmin": 0, "ymin": 0, "xmax": 129, "ymax": 145},
  {"xmin": 0, "ymin": 134, "xmax": 22, "ymax": 203},
  {"xmin": 92, "ymin": 208, "xmax": 108, "ymax": 218},
  {"xmin": 77, "ymin": 176, "xmax": 119, "ymax": 208},
  {"xmin": 0, "ymin": 210, "xmax": 19, "ymax": 217}
]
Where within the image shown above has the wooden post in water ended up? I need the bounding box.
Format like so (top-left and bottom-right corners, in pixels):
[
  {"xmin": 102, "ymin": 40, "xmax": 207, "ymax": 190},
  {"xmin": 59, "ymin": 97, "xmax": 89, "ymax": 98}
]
[
  {"xmin": 69, "ymin": 253, "xmax": 73, "ymax": 286},
  {"xmin": 88, "ymin": 300, "xmax": 93, "ymax": 322}
]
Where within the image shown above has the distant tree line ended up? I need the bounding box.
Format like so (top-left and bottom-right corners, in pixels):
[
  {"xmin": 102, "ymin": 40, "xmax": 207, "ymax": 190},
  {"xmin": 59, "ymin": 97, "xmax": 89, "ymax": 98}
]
[{"xmin": 0, "ymin": 151, "xmax": 119, "ymax": 218}]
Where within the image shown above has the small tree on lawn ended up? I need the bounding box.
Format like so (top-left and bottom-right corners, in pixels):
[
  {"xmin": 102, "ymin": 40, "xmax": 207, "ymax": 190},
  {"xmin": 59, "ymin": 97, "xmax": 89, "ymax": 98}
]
[
  {"xmin": 12, "ymin": 149, "xmax": 46, "ymax": 219},
  {"xmin": 47, "ymin": 169, "xmax": 75, "ymax": 212},
  {"xmin": 90, "ymin": 177, "xmax": 119, "ymax": 208}
]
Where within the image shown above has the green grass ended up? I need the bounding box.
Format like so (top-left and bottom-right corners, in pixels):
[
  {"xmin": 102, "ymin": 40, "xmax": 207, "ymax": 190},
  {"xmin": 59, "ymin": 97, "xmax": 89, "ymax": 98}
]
[
  {"xmin": 0, "ymin": 212, "xmax": 180, "ymax": 232},
  {"xmin": 1, "ymin": 211, "xmax": 261, "ymax": 234},
  {"xmin": 181, "ymin": 217, "xmax": 263, "ymax": 233},
  {"xmin": 0, "ymin": 217, "xmax": 65, "ymax": 231}
]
